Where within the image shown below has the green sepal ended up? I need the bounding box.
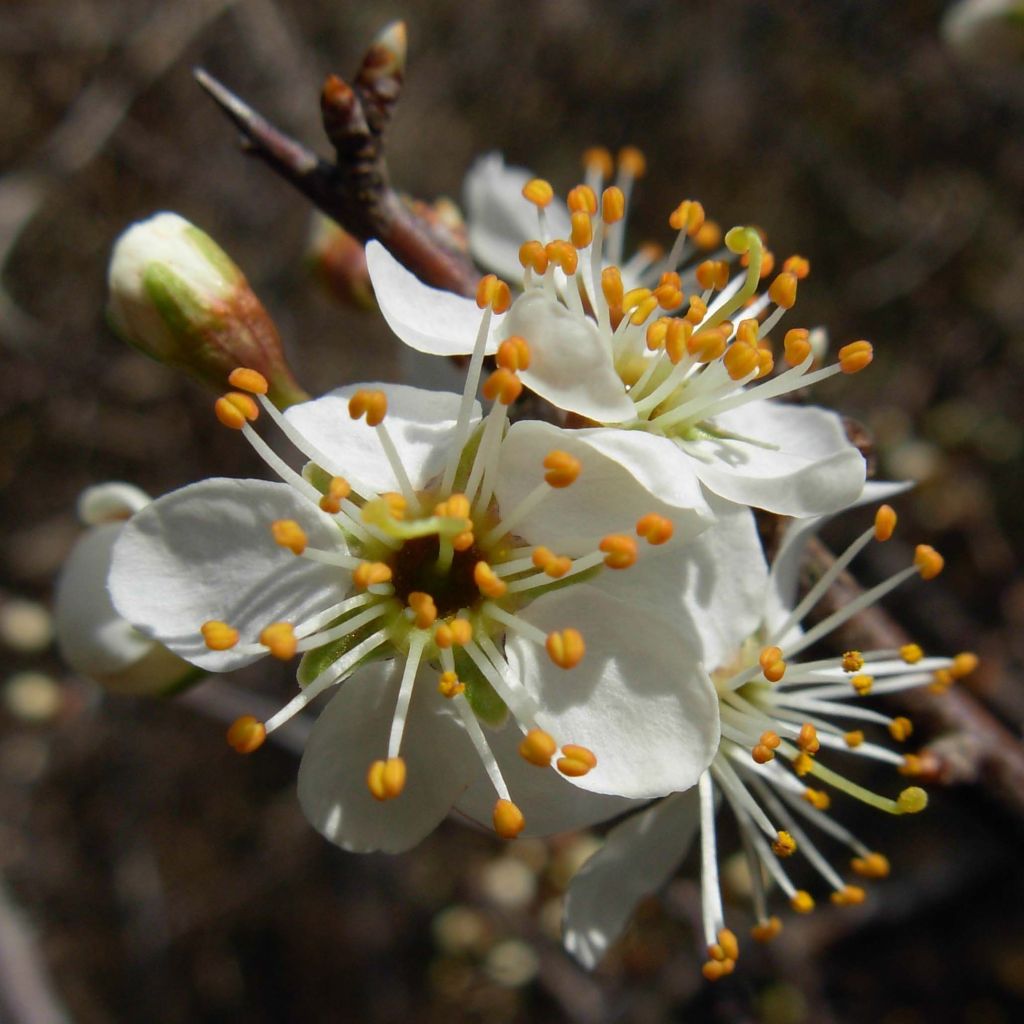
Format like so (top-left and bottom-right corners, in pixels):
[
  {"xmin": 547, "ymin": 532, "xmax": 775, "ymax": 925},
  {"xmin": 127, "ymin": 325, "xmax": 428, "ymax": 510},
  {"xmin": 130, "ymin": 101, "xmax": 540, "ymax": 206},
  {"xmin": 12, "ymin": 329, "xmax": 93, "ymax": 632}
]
[
  {"xmin": 142, "ymin": 263, "xmax": 212, "ymax": 339},
  {"xmin": 184, "ymin": 225, "xmax": 242, "ymax": 285},
  {"xmin": 453, "ymin": 647, "xmax": 508, "ymax": 728}
]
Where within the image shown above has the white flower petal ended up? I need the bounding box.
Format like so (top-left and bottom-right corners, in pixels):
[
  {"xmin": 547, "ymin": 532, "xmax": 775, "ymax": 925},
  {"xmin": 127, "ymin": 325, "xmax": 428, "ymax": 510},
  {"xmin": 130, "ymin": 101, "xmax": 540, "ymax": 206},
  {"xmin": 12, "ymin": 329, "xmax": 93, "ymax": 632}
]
[
  {"xmin": 77, "ymin": 482, "xmax": 151, "ymax": 525},
  {"xmin": 365, "ymin": 240, "xmax": 506, "ymax": 356},
  {"xmin": 495, "ymin": 421, "xmax": 710, "ymax": 556},
  {"xmin": 451, "ymin": 718, "xmax": 636, "ymax": 837},
  {"xmin": 110, "ymin": 478, "xmax": 350, "ymax": 672},
  {"xmin": 298, "ymin": 660, "xmax": 472, "ymax": 853},
  {"xmin": 687, "ymin": 401, "xmax": 867, "ymax": 516},
  {"xmin": 507, "ymin": 291, "xmax": 636, "ymax": 423},
  {"xmin": 285, "ymin": 383, "xmax": 480, "ymax": 494},
  {"xmin": 563, "ymin": 789, "xmax": 700, "ymax": 969},
  {"xmin": 508, "ymin": 586, "xmax": 720, "ymax": 799},
  {"xmin": 464, "ymin": 153, "xmax": 570, "ymax": 280}
]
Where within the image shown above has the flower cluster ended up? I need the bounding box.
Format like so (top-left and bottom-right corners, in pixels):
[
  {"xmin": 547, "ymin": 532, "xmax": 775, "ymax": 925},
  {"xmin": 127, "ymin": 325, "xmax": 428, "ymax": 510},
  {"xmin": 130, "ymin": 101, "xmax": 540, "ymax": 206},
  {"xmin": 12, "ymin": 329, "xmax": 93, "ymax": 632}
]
[{"xmin": 58, "ymin": 145, "xmax": 975, "ymax": 980}]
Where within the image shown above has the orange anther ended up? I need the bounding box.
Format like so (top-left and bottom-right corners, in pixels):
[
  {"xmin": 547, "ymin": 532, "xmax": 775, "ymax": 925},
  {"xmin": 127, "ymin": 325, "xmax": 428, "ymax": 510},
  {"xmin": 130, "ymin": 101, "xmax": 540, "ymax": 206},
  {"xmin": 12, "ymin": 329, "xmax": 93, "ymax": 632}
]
[
  {"xmin": 646, "ymin": 319, "xmax": 668, "ymax": 351},
  {"xmin": 570, "ymin": 210, "xmax": 593, "ymax": 250},
  {"xmin": 751, "ymin": 917, "xmax": 783, "ymax": 943},
  {"xmin": 599, "ymin": 534, "xmax": 637, "ymax": 570},
  {"xmin": 476, "ymin": 274, "xmax": 511, "ymax": 313},
  {"xmin": 348, "ymin": 389, "xmax": 387, "ymax": 426},
  {"xmin": 830, "ymin": 885, "xmax": 866, "ymax": 906},
  {"xmin": 914, "ymin": 544, "xmax": 944, "ymax": 580},
  {"xmin": 437, "ymin": 670, "xmax": 465, "ymax": 698},
  {"xmin": 696, "ymin": 259, "xmax": 730, "ymax": 291},
  {"xmin": 701, "ymin": 958, "xmax": 735, "ymax": 982},
  {"xmin": 759, "ymin": 646, "xmax": 786, "ymax": 683},
  {"xmin": 793, "ymin": 752, "xmax": 814, "ymax": 776},
  {"xmin": 226, "ymin": 715, "xmax": 266, "ymax": 754},
  {"xmin": 271, "ymin": 519, "xmax": 308, "ymax": 555},
  {"xmin": 751, "ymin": 744, "xmax": 775, "ymax": 765},
  {"xmin": 772, "ymin": 831, "xmax": 797, "ymax": 857},
  {"xmin": 724, "ymin": 341, "xmax": 759, "ymax": 381},
  {"xmin": 518, "ymin": 240, "xmax": 549, "ymax": 274},
  {"xmin": 493, "ymin": 798, "xmax": 526, "ymax": 839},
  {"xmin": 382, "ymin": 492, "xmax": 407, "ymax": 520},
  {"xmin": 668, "ymin": 199, "xmax": 705, "ymax": 235},
  {"xmin": 951, "ymin": 652, "xmax": 979, "ymax": 679},
  {"xmin": 768, "ymin": 272, "xmax": 798, "ymax": 309},
  {"xmin": 545, "ymin": 240, "xmax": 579, "ymax": 275},
  {"xmin": 519, "ymin": 728, "xmax": 558, "ymax": 767},
  {"xmin": 434, "ymin": 618, "xmax": 472, "ymax": 649},
  {"xmin": 685, "ymin": 295, "xmax": 708, "ymax": 324},
  {"xmin": 617, "ymin": 145, "xmax": 647, "ymax": 178},
  {"xmin": 557, "ymin": 744, "xmax": 598, "ymax": 777},
  {"xmin": 797, "ymin": 723, "xmax": 820, "ymax": 754},
  {"xmin": 542, "ymin": 450, "xmax": 581, "ymax": 488},
  {"xmin": 899, "ymin": 754, "xmax": 925, "ymax": 777},
  {"xmin": 694, "ymin": 219, "xmax": 723, "ymax": 250},
  {"xmin": 688, "ymin": 326, "xmax": 728, "ymax": 363},
  {"xmin": 803, "ymin": 788, "xmax": 831, "ymax": 810},
  {"xmin": 582, "ymin": 146, "xmax": 614, "ymax": 180},
  {"xmin": 874, "ymin": 504, "xmax": 897, "ymax": 541},
  {"xmin": 319, "ymin": 476, "xmax": 352, "ymax": 514},
  {"xmin": 758, "ymin": 250, "xmax": 776, "ymax": 278},
  {"xmin": 756, "ymin": 342, "xmax": 774, "ymax": 378},
  {"xmin": 784, "ymin": 328, "xmax": 812, "ymax": 366},
  {"xmin": 201, "ymin": 620, "xmax": 239, "ymax": 651},
  {"xmin": 889, "ymin": 716, "xmax": 913, "ymax": 742},
  {"xmin": 635, "ymin": 513, "xmax": 674, "ymax": 545},
  {"xmin": 367, "ymin": 757, "xmax": 406, "ymax": 801},
  {"xmin": 838, "ymin": 340, "xmax": 873, "ymax": 374},
  {"xmin": 665, "ymin": 319, "xmax": 692, "ymax": 364},
  {"xmin": 602, "ymin": 186, "xmax": 625, "ymax": 223},
  {"xmin": 851, "ymin": 674, "xmax": 874, "ymax": 696},
  {"xmin": 260, "ymin": 622, "xmax": 296, "ymax": 660},
  {"xmin": 434, "ymin": 493, "xmax": 470, "ymax": 519},
  {"xmin": 760, "ymin": 730, "xmax": 781, "ymax": 749},
  {"xmin": 496, "ymin": 335, "xmax": 531, "ymax": 371},
  {"xmin": 845, "ymin": 730, "xmax": 865, "ymax": 748},
  {"xmin": 567, "ymin": 184, "xmax": 598, "ymax": 215},
  {"xmin": 851, "ymin": 852, "xmax": 890, "ymax": 879},
  {"xmin": 522, "ymin": 178, "xmax": 554, "ymax": 207},
  {"xmin": 473, "ymin": 561, "xmax": 507, "ymax": 598},
  {"xmin": 791, "ymin": 891, "xmax": 815, "ymax": 914},
  {"xmin": 842, "ymin": 650, "xmax": 865, "ymax": 672},
  {"xmin": 546, "ymin": 628, "xmax": 585, "ymax": 669},
  {"xmin": 228, "ymin": 368, "xmax": 269, "ymax": 395},
  {"xmin": 482, "ymin": 367, "xmax": 522, "ymax": 405},
  {"xmin": 407, "ymin": 591, "xmax": 438, "ymax": 630},
  {"xmin": 900, "ymin": 643, "xmax": 924, "ymax": 664},
  {"xmin": 930, "ymin": 668, "xmax": 954, "ymax": 694},
  {"xmin": 710, "ymin": 928, "xmax": 739, "ymax": 963},
  {"xmin": 601, "ymin": 266, "xmax": 624, "ymax": 311},
  {"xmin": 215, "ymin": 392, "xmax": 259, "ymax": 430},
  {"xmin": 629, "ymin": 295, "xmax": 659, "ymax": 326},
  {"xmin": 352, "ymin": 561, "xmax": 393, "ymax": 589},
  {"xmin": 783, "ymin": 255, "xmax": 811, "ymax": 279}
]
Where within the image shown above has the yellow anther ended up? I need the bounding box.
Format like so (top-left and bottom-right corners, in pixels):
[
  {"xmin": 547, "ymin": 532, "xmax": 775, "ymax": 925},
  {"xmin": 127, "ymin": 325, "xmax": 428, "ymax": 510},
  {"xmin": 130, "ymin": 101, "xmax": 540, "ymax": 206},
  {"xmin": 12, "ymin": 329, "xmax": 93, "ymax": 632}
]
[
  {"xmin": 685, "ymin": 295, "xmax": 708, "ymax": 324},
  {"xmin": 522, "ymin": 178, "xmax": 554, "ymax": 207},
  {"xmin": 772, "ymin": 830, "xmax": 797, "ymax": 857},
  {"xmin": 842, "ymin": 650, "xmax": 865, "ymax": 672},
  {"xmin": 845, "ymin": 730, "xmax": 865, "ymax": 748},
  {"xmin": 557, "ymin": 743, "xmax": 598, "ymax": 777},
  {"xmin": 629, "ymin": 295, "xmax": 659, "ymax": 326},
  {"xmin": 784, "ymin": 327, "xmax": 812, "ymax": 366},
  {"xmin": 271, "ymin": 519, "xmax": 308, "ymax": 556},
  {"xmin": 889, "ymin": 716, "xmax": 913, "ymax": 742},
  {"xmin": 546, "ymin": 628, "xmax": 585, "ymax": 669},
  {"xmin": 914, "ymin": 544, "xmax": 944, "ymax": 580},
  {"xmin": 831, "ymin": 884, "xmax": 866, "ymax": 907},
  {"xmin": 851, "ymin": 674, "xmax": 874, "ymax": 696},
  {"xmin": 582, "ymin": 146, "xmax": 614, "ymax": 180},
  {"xmin": 475, "ymin": 274, "xmax": 512, "ymax": 313},
  {"xmin": 226, "ymin": 715, "xmax": 266, "ymax": 754},
  {"xmin": 319, "ymin": 476, "xmax": 352, "ymax": 514},
  {"xmin": 622, "ymin": 286, "xmax": 651, "ymax": 312},
  {"xmin": 724, "ymin": 341, "xmax": 759, "ymax": 381},
  {"xmin": 599, "ymin": 534, "xmax": 638, "ymax": 570},
  {"xmin": 665, "ymin": 319, "xmax": 692, "ymax": 364},
  {"xmin": 473, "ymin": 561, "xmax": 507, "ymax": 598},
  {"xmin": 838, "ymin": 339, "xmax": 873, "ymax": 374},
  {"xmin": 701, "ymin": 958, "xmax": 736, "ymax": 982},
  {"xmin": 951, "ymin": 652, "xmax": 979, "ymax": 679},
  {"xmin": 759, "ymin": 646, "xmax": 787, "ymax": 683},
  {"xmin": 567, "ymin": 184, "xmax": 599, "ymax": 215},
  {"xmin": 452, "ymin": 530, "xmax": 474, "ymax": 552},
  {"xmin": 768, "ymin": 271, "xmax": 798, "ymax": 310},
  {"xmin": 437, "ymin": 671, "xmax": 465, "ymax": 699},
  {"xmin": 382, "ymin": 492, "xmax": 407, "ymax": 520},
  {"xmin": 751, "ymin": 917, "xmax": 783, "ymax": 943},
  {"xmin": 654, "ymin": 284, "xmax": 684, "ymax": 311},
  {"xmin": 201, "ymin": 620, "xmax": 239, "ymax": 651},
  {"xmin": 756, "ymin": 341, "xmax": 774, "ymax": 378},
  {"xmin": 696, "ymin": 259, "xmax": 730, "ymax": 291},
  {"xmin": 228, "ymin": 368, "xmax": 269, "ymax": 395},
  {"xmin": 735, "ymin": 318, "xmax": 759, "ymax": 346},
  {"xmin": 545, "ymin": 239, "xmax": 579, "ymax": 275},
  {"xmin": 900, "ymin": 754, "xmax": 925, "ymax": 777},
  {"xmin": 791, "ymin": 891, "xmax": 815, "ymax": 914},
  {"xmin": 617, "ymin": 145, "xmax": 647, "ymax": 178},
  {"xmin": 646, "ymin": 319, "xmax": 668, "ymax": 351},
  {"xmin": 751, "ymin": 744, "xmax": 776, "ymax": 765},
  {"xmin": 852, "ymin": 852, "xmax": 890, "ymax": 879},
  {"xmin": 668, "ymin": 199, "xmax": 705, "ymax": 235},
  {"xmin": 601, "ymin": 266, "xmax": 624, "ymax": 311},
  {"xmin": 407, "ymin": 591, "xmax": 438, "ymax": 630},
  {"xmin": 793, "ymin": 752, "xmax": 814, "ymax": 776},
  {"xmin": 783, "ymin": 255, "xmax": 811, "ymax": 280},
  {"xmin": 709, "ymin": 928, "xmax": 739, "ymax": 963},
  {"xmin": 570, "ymin": 210, "xmax": 594, "ymax": 250},
  {"xmin": 535, "ymin": 549, "xmax": 572, "ymax": 578},
  {"xmin": 348, "ymin": 389, "xmax": 387, "ymax": 426},
  {"xmin": 518, "ymin": 728, "xmax": 558, "ymax": 767},
  {"xmin": 434, "ymin": 493, "xmax": 470, "ymax": 519},
  {"xmin": 518, "ymin": 239, "xmax": 549, "ymax": 274},
  {"xmin": 493, "ymin": 798, "xmax": 525, "ymax": 839},
  {"xmin": 260, "ymin": 622, "xmax": 296, "ymax": 660},
  {"xmin": 874, "ymin": 504, "xmax": 897, "ymax": 542},
  {"xmin": 352, "ymin": 561, "xmax": 393, "ymax": 589},
  {"xmin": 215, "ymin": 392, "xmax": 259, "ymax": 430},
  {"xmin": 900, "ymin": 643, "xmax": 924, "ymax": 664},
  {"xmin": 482, "ymin": 367, "xmax": 522, "ymax": 405},
  {"xmin": 803, "ymin": 788, "xmax": 831, "ymax": 811},
  {"xmin": 542, "ymin": 450, "xmax": 581, "ymax": 488},
  {"xmin": 496, "ymin": 335, "xmax": 531, "ymax": 371},
  {"xmin": 797, "ymin": 723, "xmax": 820, "ymax": 754},
  {"xmin": 688, "ymin": 325, "xmax": 728, "ymax": 363},
  {"xmin": 930, "ymin": 668, "xmax": 954, "ymax": 694},
  {"xmin": 635, "ymin": 513, "xmax": 674, "ymax": 545},
  {"xmin": 434, "ymin": 618, "xmax": 472, "ymax": 649},
  {"xmin": 897, "ymin": 786, "xmax": 928, "ymax": 814},
  {"xmin": 366, "ymin": 756, "xmax": 406, "ymax": 801},
  {"xmin": 601, "ymin": 186, "xmax": 625, "ymax": 223},
  {"xmin": 694, "ymin": 219, "xmax": 722, "ymax": 250}
]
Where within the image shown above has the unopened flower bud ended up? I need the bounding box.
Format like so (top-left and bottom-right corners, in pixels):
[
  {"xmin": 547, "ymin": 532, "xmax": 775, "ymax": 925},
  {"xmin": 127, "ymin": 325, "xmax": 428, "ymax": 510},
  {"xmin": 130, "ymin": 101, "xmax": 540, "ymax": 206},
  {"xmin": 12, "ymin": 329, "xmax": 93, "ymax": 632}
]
[
  {"xmin": 307, "ymin": 214, "xmax": 375, "ymax": 311},
  {"xmin": 107, "ymin": 212, "xmax": 306, "ymax": 407}
]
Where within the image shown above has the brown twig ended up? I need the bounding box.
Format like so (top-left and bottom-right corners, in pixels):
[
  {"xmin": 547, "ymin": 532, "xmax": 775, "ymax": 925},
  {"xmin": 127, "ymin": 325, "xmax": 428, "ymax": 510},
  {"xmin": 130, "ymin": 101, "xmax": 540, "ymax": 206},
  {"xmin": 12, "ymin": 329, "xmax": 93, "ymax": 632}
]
[
  {"xmin": 195, "ymin": 22, "xmax": 480, "ymax": 298},
  {"xmin": 805, "ymin": 535, "xmax": 1024, "ymax": 820}
]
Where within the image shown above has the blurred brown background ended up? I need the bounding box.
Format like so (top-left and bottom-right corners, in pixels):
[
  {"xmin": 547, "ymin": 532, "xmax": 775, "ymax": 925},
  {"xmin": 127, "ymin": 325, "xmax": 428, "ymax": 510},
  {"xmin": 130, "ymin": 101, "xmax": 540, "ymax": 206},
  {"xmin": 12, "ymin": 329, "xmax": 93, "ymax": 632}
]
[{"xmin": 2, "ymin": 1, "xmax": 1023, "ymax": 1021}]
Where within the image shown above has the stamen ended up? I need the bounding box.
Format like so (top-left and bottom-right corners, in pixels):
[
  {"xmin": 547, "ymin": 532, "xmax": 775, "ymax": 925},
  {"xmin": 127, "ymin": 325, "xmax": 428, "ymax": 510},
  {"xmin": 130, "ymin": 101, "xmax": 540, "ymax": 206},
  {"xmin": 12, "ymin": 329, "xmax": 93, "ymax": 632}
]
[
  {"xmin": 215, "ymin": 392, "xmax": 259, "ymax": 430},
  {"xmin": 348, "ymin": 389, "xmax": 388, "ymax": 427},
  {"xmin": 226, "ymin": 715, "xmax": 266, "ymax": 754},
  {"xmin": 406, "ymin": 592, "xmax": 437, "ymax": 630},
  {"xmin": 202, "ymin": 620, "xmax": 239, "ymax": 650},
  {"xmin": 914, "ymin": 544, "xmax": 944, "ymax": 580},
  {"xmin": 599, "ymin": 534, "xmax": 637, "ymax": 569},
  {"xmin": 434, "ymin": 618, "xmax": 473, "ymax": 649},
  {"xmin": 546, "ymin": 628, "xmax": 585, "ymax": 669},
  {"xmin": 496, "ymin": 336, "xmax": 531, "ymax": 371},
  {"xmin": 557, "ymin": 744, "xmax": 598, "ymax": 777},
  {"xmin": 387, "ymin": 632, "xmax": 426, "ymax": 759},
  {"xmin": 838, "ymin": 340, "xmax": 873, "ymax": 374},
  {"xmin": 474, "ymin": 561, "xmax": 508, "ymax": 598},
  {"xmin": 319, "ymin": 476, "xmax": 352, "ymax": 514},
  {"xmin": 271, "ymin": 519, "xmax": 308, "ymax": 555},
  {"xmin": 852, "ymin": 852, "xmax": 891, "ymax": 879},
  {"xmin": 367, "ymin": 757, "xmax": 406, "ymax": 801},
  {"xmin": 518, "ymin": 728, "xmax": 557, "ymax": 767},
  {"xmin": 260, "ymin": 622, "xmax": 297, "ymax": 660},
  {"xmin": 353, "ymin": 562, "xmax": 393, "ymax": 589},
  {"xmin": 522, "ymin": 178, "xmax": 554, "ymax": 208},
  {"xmin": 635, "ymin": 513, "xmax": 674, "ymax": 545},
  {"xmin": 228, "ymin": 368, "xmax": 269, "ymax": 395},
  {"xmin": 784, "ymin": 328, "xmax": 812, "ymax": 366},
  {"xmin": 437, "ymin": 670, "xmax": 465, "ymax": 698},
  {"xmin": 493, "ymin": 798, "xmax": 526, "ymax": 839}
]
